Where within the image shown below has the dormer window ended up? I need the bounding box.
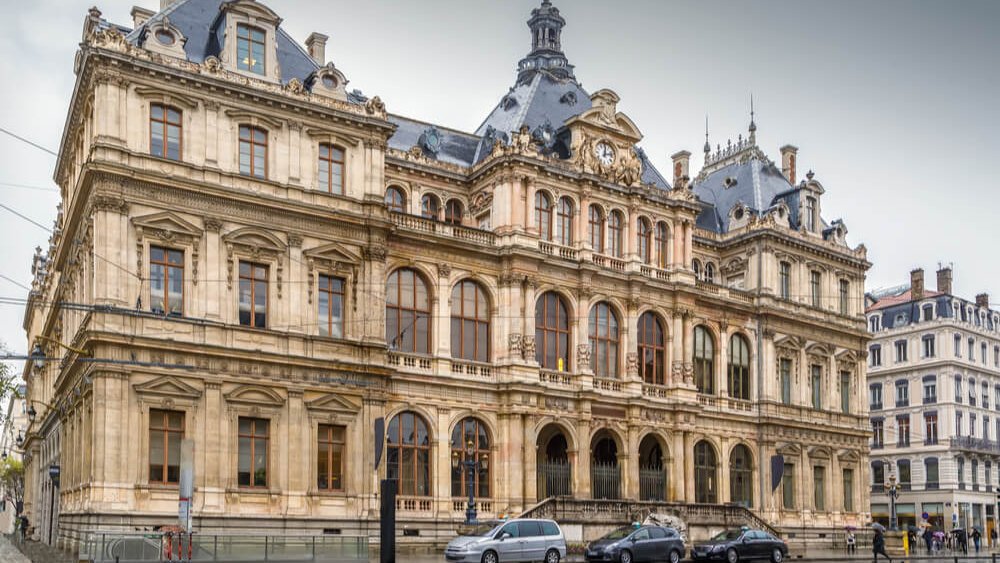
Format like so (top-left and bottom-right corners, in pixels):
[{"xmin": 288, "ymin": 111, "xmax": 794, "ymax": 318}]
[
  {"xmin": 237, "ymin": 24, "xmax": 266, "ymax": 75},
  {"xmin": 805, "ymin": 196, "xmax": 817, "ymax": 232}
]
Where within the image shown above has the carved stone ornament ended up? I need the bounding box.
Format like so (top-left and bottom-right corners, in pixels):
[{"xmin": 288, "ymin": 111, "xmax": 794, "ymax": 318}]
[
  {"xmin": 470, "ymin": 191, "xmax": 494, "ymax": 215},
  {"xmin": 204, "ymin": 217, "xmax": 223, "ymax": 232},
  {"xmin": 521, "ymin": 335, "xmax": 536, "ymax": 359},
  {"xmin": 508, "ymin": 333, "xmax": 523, "ymax": 356},
  {"xmin": 436, "ymin": 263, "xmax": 452, "ymax": 278},
  {"xmin": 91, "ymin": 195, "xmax": 129, "ymax": 215},
  {"xmin": 626, "ymin": 352, "xmax": 640, "ymax": 377},
  {"xmin": 203, "ymin": 56, "xmax": 222, "ymax": 73},
  {"xmin": 363, "ymin": 245, "xmax": 387, "ymax": 263},
  {"xmin": 365, "ymin": 96, "xmax": 386, "ymax": 117},
  {"xmin": 682, "ymin": 362, "xmax": 695, "ymax": 385},
  {"xmin": 285, "ymin": 78, "xmax": 306, "ymax": 96},
  {"xmin": 577, "ymin": 344, "xmax": 593, "ymax": 367}
]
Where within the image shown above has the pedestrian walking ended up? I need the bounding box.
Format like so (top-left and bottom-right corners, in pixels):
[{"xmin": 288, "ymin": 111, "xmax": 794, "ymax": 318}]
[
  {"xmin": 846, "ymin": 531, "xmax": 856, "ymax": 554},
  {"xmin": 991, "ymin": 528, "xmax": 998, "ymax": 549},
  {"xmin": 972, "ymin": 528, "xmax": 982, "ymax": 553},
  {"xmin": 18, "ymin": 514, "xmax": 29, "ymax": 543},
  {"xmin": 923, "ymin": 528, "xmax": 933, "ymax": 553},
  {"xmin": 873, "ymin": 528, "xmax": 892, "ymax": 563}
]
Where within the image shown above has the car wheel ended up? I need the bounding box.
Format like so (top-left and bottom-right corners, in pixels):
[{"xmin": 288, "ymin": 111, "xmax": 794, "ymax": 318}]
[
  {"xmin": 726, "ymin": 548, "xmax": 739, "ymax": 563},
  {"xmin": 770, "ymin": 548, "xmax": 783, "ymax": 563},
  {"xmin": 669, "ymin": 549, "xmax": 681, "ymax": 563},
  {"xmin": 545, "ymin": 549, "xmax": 561, "ymax": 563},
  {"xmin": 482, "ymin": 550, "xmax": 498, "ymax": 563},
  {"xmin": 620, "ymin": 549, "xmax": 633, "ymax": 563}
]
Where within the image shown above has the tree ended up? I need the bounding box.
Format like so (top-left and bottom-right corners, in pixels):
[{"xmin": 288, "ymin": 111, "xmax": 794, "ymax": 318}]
[
  {"xmin": 0, "ymin": 458, "xmax": 24, "ymax": 513},
  {"xmin": 0, "ymin": 341, "xmax": 21, "ymax": 401}
]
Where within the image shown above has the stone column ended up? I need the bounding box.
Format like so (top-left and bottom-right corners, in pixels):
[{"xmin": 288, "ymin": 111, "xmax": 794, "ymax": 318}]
[
  {"xmin": 671, "ymin": 312, "xmax": 684, "ymax": 387},
  {"xmin": 522, "ymin": 415, "xmax": 537, "ymax": 505},
  {"xmin": 719, "ymin": 327, "xmax": 730, "ymax": 397},
  {"xmin": 625, "ymin": 425, "xmax": 640, "ymax": 499},
  {"xmin": 683, "ymin": 221, "xmax": 694, "ymax": 268},
  {"xmin": 578, "ymin": 192, "xmax": 591, "ymax": 251},
  {"xmin": 719, "ymin": 437, "xmax": 731, "ymax": 504},
  {"xmin": 523, "ymin": 177, "xmax": 535, "ymax": 235},
  {"xmin": 575, "ymin": 419, "xmax": 591, "ymax": 498},
  {"xmin": 287, "ymin": 122, "xmax": 302, "ymax": 185},
  {"xmin": 436, "ymin": 266, "xmax": 452, "ymax": 358},
  {"xmin": 683, "ymin": 431, "xmax": 695, "ymax": 502},
  {"xmin": 435, "ymin": 408, "xmax": 451, "ymax": 514}
]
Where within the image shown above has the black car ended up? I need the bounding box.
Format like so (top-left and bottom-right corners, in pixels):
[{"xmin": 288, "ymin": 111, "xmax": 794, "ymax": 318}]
[
  {"xmin": 586, "ymin": 525, "xmax": 686, "ymax": 563},
  {"xmin": 691, "ymin": 528, "xmax": 788, "ymax": 563}
]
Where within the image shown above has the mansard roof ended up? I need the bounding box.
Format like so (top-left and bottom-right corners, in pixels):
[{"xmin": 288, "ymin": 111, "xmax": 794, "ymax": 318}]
[{"xmin": 124, "ymin": 0, "xmax": 321, "ymax": 86}]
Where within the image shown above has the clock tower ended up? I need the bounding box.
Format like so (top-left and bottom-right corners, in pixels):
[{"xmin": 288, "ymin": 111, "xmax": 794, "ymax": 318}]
[{"xmin": 517, "ymin": 0, "xmax": 575, "ymax": 82}]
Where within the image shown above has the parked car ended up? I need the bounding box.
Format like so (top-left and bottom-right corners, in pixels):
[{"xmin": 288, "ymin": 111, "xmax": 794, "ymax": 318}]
[
  {"xmin": 691, "ymin": 528, "xmax": 788, "ymax": 563},
  {"xmin": 445, "ymin": 518, "xmax": 567, "ymax": 563},
  {"xmin": 585, "ymin": 525, "xmax": 686, "ymax": 563}
]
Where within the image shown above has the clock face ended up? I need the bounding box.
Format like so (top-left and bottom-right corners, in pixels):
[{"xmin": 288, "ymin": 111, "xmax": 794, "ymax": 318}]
[{"xmin": 594, "ymin": 142, "xmax": 615, "ymax": 166}]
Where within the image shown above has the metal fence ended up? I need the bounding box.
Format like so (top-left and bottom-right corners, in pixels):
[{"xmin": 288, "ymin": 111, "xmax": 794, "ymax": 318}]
[
  {"xmin": 639, "ymin": 467, "xmax": 665, "ymax": 501},
  {"xmin": 591, "ymin": 462, "xmax": 621, "ymax": 500},
  {"xmin": 78, "ymin": 532, "xmax": 368, "ymax": 563},
  {"xmin": 537, "ymin": 460, "xmax": 572, "ymax": 498}
]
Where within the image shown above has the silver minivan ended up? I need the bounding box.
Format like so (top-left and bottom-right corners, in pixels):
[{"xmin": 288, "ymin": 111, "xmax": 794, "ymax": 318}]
[{"xmin": 445, "ymin": 518, "xmax": 567, "ymax": 563}]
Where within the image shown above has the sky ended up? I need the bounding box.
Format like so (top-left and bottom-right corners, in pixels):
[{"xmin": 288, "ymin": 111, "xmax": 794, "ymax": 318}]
[{"xmin": 0, "ymin": 0, "xmax": 998, "ymax": 358}]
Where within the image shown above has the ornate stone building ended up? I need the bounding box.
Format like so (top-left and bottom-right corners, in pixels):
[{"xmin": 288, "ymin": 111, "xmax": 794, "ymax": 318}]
[
  {"xmin": 21, "ymin": 0, "xmax": 871, "ymax": 548},
  {"xmin": 867, "ymin": 267, "xmax": 1000, "ymax": 537}
]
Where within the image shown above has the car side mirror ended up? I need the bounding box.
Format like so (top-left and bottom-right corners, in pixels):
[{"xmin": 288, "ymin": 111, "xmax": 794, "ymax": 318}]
[{"xmin": 500, "ymin": 532, "xmax": 512, "ymax": 541}]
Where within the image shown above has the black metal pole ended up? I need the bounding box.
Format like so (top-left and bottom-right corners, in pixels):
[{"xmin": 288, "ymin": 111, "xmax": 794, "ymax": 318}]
[
  {"xmin": 465, "ymin": 458, "xmax": 477, "ymax": 525},
  {"xmin": 48, "ymin": 483, "xmax": 55, "ymax": 545}
]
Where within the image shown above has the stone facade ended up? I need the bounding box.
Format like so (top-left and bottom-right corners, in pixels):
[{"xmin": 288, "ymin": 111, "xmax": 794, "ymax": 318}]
[
  {"xmin": 867, "ymin": 267, "xmax": 1000, "ymax": 537},
  {"xmin": 20, "ymin": 0, "xmax": 871, "ymax": 549}
]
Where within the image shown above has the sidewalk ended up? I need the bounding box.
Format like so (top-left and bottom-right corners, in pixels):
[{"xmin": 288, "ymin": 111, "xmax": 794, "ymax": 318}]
[{"xmin": 0, "ymin": 534, "xmax": 32, "ymax": 563}]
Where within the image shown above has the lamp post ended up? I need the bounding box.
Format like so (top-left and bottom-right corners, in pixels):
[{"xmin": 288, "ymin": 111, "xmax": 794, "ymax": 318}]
[
  {"xmin": 886, "ymin": 472, "xmax": 899, "ymax": 531},
  {"xmin": 452, "ymin": 440, "xmax": 487, "ymax": 525}
]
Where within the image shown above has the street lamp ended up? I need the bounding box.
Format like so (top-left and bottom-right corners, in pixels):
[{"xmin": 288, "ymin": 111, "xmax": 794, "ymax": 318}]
[
  {"xmin": 452, "ymin": 440, "xmax": 488, "ymax": 525},
  {"xmin": 886, "ymin": 472, "xmax": 899, "ymax": 531}
]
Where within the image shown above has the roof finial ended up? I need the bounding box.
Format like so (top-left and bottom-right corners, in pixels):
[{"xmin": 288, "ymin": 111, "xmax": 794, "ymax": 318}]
[
  {"xmin": 748, "ymin": 93, "xmax": 757, "ymax": 140},
  {"xmin": 703, "ymin": 115, "xmax": 711, "ymax": 154}
]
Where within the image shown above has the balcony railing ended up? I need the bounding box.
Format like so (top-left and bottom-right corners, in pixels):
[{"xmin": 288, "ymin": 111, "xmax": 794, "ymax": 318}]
[
  {"xmin": 387, "ymin": 351, "xmax": 432, "ymax": 372},
  {"xmin": 591, "ymin": 253, "xmax": 627, "ymax": 272},
  {"xmin": 950, "ymin": 436, "xmax": 1000, "ymax": 454},
  {"xmin": 539, "ymin": 369, "xmax": 574, "ymax": 387},
  {"xmin": 592, "ymin": 377, "xmax": 624, "ymax": 393},
  {"xmin": 538, "ymin": 241, "xmax": 579, "ymax": 261},
  {"xmin": 391, "ymin": 212, "xmax": 496, "ymax": 246},
  {"xmin": 450, "ymin": 359, "xmax": 494, "ymax": 381}
]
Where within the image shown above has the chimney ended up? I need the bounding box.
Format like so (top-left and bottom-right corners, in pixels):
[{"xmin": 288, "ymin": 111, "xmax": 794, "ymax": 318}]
[
  {"xmin": 671, "ymin": 150, "xmax": 691, "ymax": 187},
  {"xmin": 305, "ymin": 32, "xmax": 329, "ymax": 65},
  {"xmin": 910, "ymin": 268, "xmax": 925, "ymax": 300},
  {"xmin": 977, "ymin": 293, "xmax": 990, "ymax": 308},
  {"xmin": 780, "ymin": 145, "xmax": 798, "ymax": 185},
  {"xmin": 936, "ymin": 266, "xmax": 953, "ymax": 295},
  {"xmin": 131, "ymin": 6, "xmax": 154, "ymax": 28},
  {"xmin": 160, "ymin": 0, "xmax": 180, "ymax": 9}
]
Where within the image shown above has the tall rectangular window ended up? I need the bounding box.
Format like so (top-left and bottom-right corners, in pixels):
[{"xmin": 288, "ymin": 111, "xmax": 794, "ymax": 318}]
[
  {"xmin": 150, "ymin": 246, "xmax": 184, "ymax": 316},
  {"xmin": 237, "ymin": 24, "xmax": 266, "ymax": 75},
  {"xmin": 969, "ymin": 338, "xmax": 976, "ymax": 361},
  {"xmin": 779, "ymin": 261, "xmax": 790, "ymax": 300},
  {"xmin": 318, "ymin": 144, "xmax": 345, "ymax": 195},
  {"xmin": 811, "ymin": 365, "xmax": 822, "ymax": 410},
  {"xmin": 922, "ymin": 335, "xmax": 935, "ymax": 358},
  {"xmin": 955, "ymin": 334, "xmax": 962, "ymax": 357},
  {"xmin": 870, "ymin": 345, "xmax": 882, "ymax": 367},
  {"xmin": 150, "ymin": 104, "xmax": 181, "ymax": 160},
  {"xmin": 805, "ymin": 196, "xmax": 816, "ymax": 232},
  {"xmin": 983, "ymin": 382, "xmax": 990, "ymax": 409},
  {"xmin": 239, "ymin": 125, "xmax": 268, "ymax": 178},
  {"xmin": 956, "ymin": 375, "xmax": 963, "ymax": 403},
  {"xmin": 872, "ymin": 419, "xmax": 884, "ymax": 448},
  {"xmin": 813, "ymin": 466, "xmax": 826, "ymax": 511},
  {"xmin": 924, "ymin": 413, "xmax": 938, "ymax": 444},
  {"xmin": 317, "ymin": 424, "xmax": 345, "ymax": 491},
  {"xmin": 956, "ymin": 412, "xmax": 963, "ymax": 437},
  {"xmin": 869, "ymin": 383, "xmax": 883, "ymax": 410},
  {"xmin": 238, "ymin": 262, "xmax": 268, "ymax": 328},
  {"xmin": 840, "ymin": 371, "xmax": 851, "ymax": 414},
  {"xmin": 237, "ymin": 417, "xmax": 269, "ymax": 488},
  {"xmin": 897, "ymin": 415, "xmax": 910, "ymax": 447},
  {"xmin": 894, "ymin": 340, "xmax": 907, "ymax": 362},
  {"xmin": 782, "ymin": 463, "xmax": 795, "ymax": 509},
  {"xmin": 898, "ymin": 460, "xmax": 911, "ymax": 490},
  {"xmin": 149, "ymin": 409, "xmax": 184, "ymax": 484},
  {"xmin": 318, "ymin": 275, "xmax": 345, "ymax": 338},
  {"xmin": 896, "ymin": 380, "xmax": 909, "ymax": 407},
  {"xmin": 842, "ymin": 469, "xmax": 854, "ymax": 511},
  {"xmin": 839, "ymin": 279, "xmax": 849, "ymax": 315},
  {"xmin": 780, "ymin": 358, "xmax": 792, "ymax": 405},
  {"xmin": 923, "ymin": 376, "xmax": 937, "ymax": 404},
  {"xmin": 925, "ymin": 458, "xmax": 939, "ymax": 489},
  {"xmin": 810, "ymin": 270, "xmax": 821, "ymax": 307}
]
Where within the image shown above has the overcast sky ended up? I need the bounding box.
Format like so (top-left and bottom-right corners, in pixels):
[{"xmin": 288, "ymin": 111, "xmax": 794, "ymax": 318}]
[{"xmin": 0, "ymin": 0, "xmax": 998, "ymax": 358}]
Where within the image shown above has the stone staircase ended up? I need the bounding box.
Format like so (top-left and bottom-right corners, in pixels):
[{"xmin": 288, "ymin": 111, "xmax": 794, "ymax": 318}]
[{"xmin": 5, "ymin": 535, "xmax": 75, "ymax": 563}]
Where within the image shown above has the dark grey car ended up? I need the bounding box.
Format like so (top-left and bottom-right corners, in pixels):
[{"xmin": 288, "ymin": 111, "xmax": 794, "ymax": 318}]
[{"xmin": 586, "ymin": 526, "xmax": 686, "ymax": 563}]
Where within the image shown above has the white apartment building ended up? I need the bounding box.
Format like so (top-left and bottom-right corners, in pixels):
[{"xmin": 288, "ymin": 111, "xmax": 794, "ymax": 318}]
[{"xmin": 867, "ymin": 267, "xmax": 1000, "ymax": 536}]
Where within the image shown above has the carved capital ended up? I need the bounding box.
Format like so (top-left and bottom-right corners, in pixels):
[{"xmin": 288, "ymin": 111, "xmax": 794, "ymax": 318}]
[
  {"xmin": 437, "ymin": 263, "xmax": 452, "ymax": 278},
  {"xmin": 287, "ymin": 234, "xmax": 304, "ymax": 248},
  {"xmin": 204, "ymin": 217, "xmax": 223, "ymax": 232},
  {"xmin": 577, "ymin": 344, "xmax": 592, "ymax": 367},
  {"xmin": 522, "ymin": 335, "xmax": 536, "ymax": 359},
  {"xmin": 363, "ymin": 245, "xmax": 387, "ymax": 263},
  {"xmin": 91, "ymin": 195, "xmax": 129, "ymax": 215}
]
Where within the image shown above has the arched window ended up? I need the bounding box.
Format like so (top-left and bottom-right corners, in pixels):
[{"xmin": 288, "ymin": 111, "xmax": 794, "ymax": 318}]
[
  {"xmin": 694, "ymin": 440, "xmax": 718, "ymax": 503},
  {"xmin": 421, "ymin": 194, "xmax": 440, "ymax": 220},
  {"xmin": 385, "ymin": 186, "xmax": 406, "ymax": 213},
  {"xmin": 730, "ymin": 444, "xmax": 753, "ymax": 506},
  {"xmin": 445, "ymin": 199, "xmax": 463, "ymax": 225},
  {"xmin": 535, "ymin": 191, "xmax": 553, "ymax": 240},
  {"xmin": 637, "ymin": 312, "xmax": 666, "ymax": 385},
  {"xmin": 589, "ymin": 205, "xmax": 605, "ymax": 253},
  {"xmin": 589, "ymin": 302, "xmax": 620, "ymax": 378},
  {"xmin": 705, "ymin": 262, "xmax": 716, "ymax": 284},
  {"xmin": 386, "ymin": 411, "xmax": 431, "ymax": 497},
  {"xmin": 451, "ymin": 418, "xmax": 490, "ymax": 499},
  {"xmin": 656, "ymin": 222, "xmax": 670, "ymax": 268},
  {"xmin": 638, "ymin": 218, "xmax": 652, "ymax": 264},
  {"xmin": 608, "ymin": 210, "xmax": 624, "ymax": 258},
  {"xmin": 694, "ymin": 326, "xmax": 715, "ymax": 394},
  {"xmin": 536, "ymin": 292, "xmax": 571, "ymax": 371},
  {"xmin": 692, "ymin": 259, "xmax": 702, "ymax": 279},
  {"xmin": 556, "ymin": 197, "xmax": 574, "ymax": 245},
  {"xmin": 728, "ymin": 334, "xmax": 751, "ymax": 400},
  {"xmin": 318, "ymin": 144, "xmax": 345, "ymax": 194},
  {"xmin": 451, "ymin": 280, "xmax": 490, "ymax": 362},
  {"xmin": 386, "ymin": 269, "xmax": 431, "ymax": 354}
]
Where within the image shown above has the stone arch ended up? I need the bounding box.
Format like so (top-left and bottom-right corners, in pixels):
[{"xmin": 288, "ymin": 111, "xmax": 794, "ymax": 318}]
[
  {"xmin": 694, "ymin": 438, "xmax": 720, "ymax": 504},
  {"xmin": 536, "ymin": 420, "xmax": 575, "ymax": 499},
  {"xmin": 729, "ymin": 442, "xmax": 755, "ymax": 507},
  {"xmin": 638, "ymin": 431, "xmax": 669, "ymax": 501}
]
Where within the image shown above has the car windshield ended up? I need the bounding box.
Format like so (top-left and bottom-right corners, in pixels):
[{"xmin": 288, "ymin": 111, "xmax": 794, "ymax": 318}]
[
  {"xmin": 711, "ymin": 530, "xmax": 743, "ymax": 542},
  {"xmin": 467, "ymin": 523, "xmax": 501, "ymax": 537},
  {"xmin": 602, "ymin": 527, "xmax": 634, "ymax": 540}
]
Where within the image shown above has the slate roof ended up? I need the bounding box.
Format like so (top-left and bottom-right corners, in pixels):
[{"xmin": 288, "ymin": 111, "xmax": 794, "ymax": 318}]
[
  {"xmin": 691, "ymin": 153, "xmax": 798, "ymax": 233},
  {"xmin": 125, "ymin": 0, "xmax": 320, "ymax": 86},
  {"xmin": 387, "ymin": 115, "xmax": 481, "ymax": 168},
  {"xmin": 475, "ymin": 72, "xmax": 591, "ymax": 139}
]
